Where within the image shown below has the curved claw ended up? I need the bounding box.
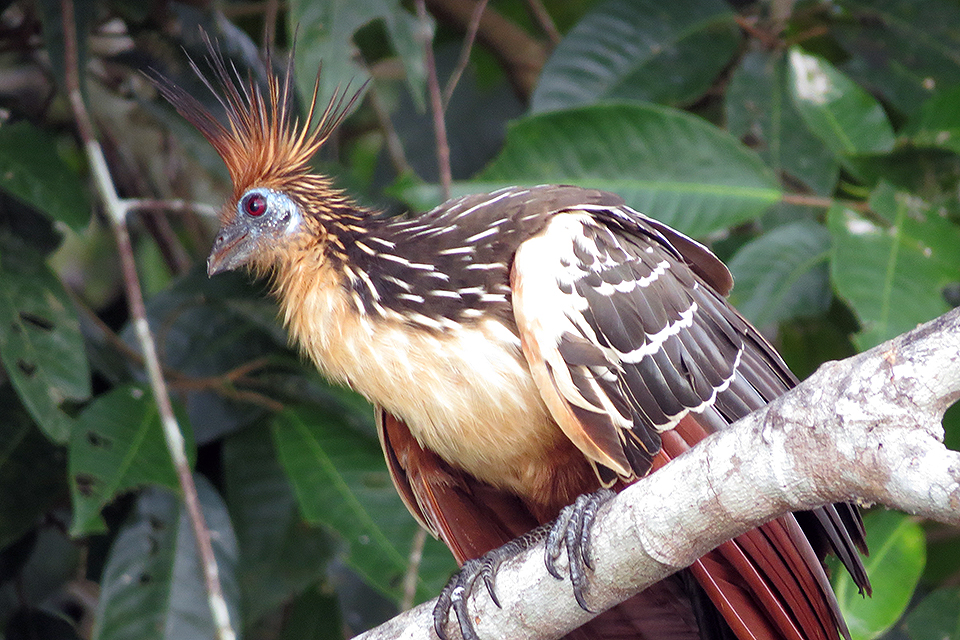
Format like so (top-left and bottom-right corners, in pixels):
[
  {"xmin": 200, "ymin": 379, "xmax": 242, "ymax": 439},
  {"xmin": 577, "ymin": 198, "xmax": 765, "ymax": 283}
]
[
  {"xmin": 434, "ymin": 547, "xmax": 518, "ymax": 640},
  {"xmin": 543, "ymin": 488, "xmax": 616, "ymax": 613},
  {"xmin": 433, "ymin": 489, "xmax": 615, "ymax": 638}
]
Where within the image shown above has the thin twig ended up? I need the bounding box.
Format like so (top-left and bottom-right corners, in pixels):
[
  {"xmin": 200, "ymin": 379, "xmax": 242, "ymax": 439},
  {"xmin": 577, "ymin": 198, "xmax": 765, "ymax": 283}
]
[
  {"xmin": 441, "ymin": 0, "xmax": 488, "ymax": 111},
  {"xmin": 780, "ymin": 192, "xmax": 870, "ymax": 211},
  {"xmin": 400, "ymin": 528, "xmax": 428, "ymax": 611},
  {"xmin": 525, "ymin": 0, "xmax": 561, "ymax": 47},
  {"xmin": 416, "ymin": 0, "xmax": 452, "ymax": 199},
  {"xmin": 126, "ymin": 198, "xmax": 219, "ymax": 218},
  {"xmin": 368, "ymin": 82, "xmax": 414, "ymax": 176},
  {"xmin": 60, "ymin": 3, "xmax": 236, "ymax": 639}
]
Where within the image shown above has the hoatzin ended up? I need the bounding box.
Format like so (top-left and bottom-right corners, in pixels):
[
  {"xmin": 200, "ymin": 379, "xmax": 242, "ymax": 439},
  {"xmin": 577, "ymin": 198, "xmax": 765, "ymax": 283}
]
[{"xmin": 155, "ymin": 47, "xmax": 870, "ymax": 640}]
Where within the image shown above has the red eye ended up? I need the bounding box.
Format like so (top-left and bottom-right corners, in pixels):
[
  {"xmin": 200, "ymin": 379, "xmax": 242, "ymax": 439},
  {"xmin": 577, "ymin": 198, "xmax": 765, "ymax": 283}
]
[{"xmin": 242, "ymin": 193, "xmax": 267, "ymax": 217}]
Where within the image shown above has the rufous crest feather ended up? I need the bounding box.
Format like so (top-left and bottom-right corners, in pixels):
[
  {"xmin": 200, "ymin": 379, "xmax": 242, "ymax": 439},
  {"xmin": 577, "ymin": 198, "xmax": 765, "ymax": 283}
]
[{"xmin": 151, "ymin": 36, "xmax": 359, "ymax": 220}]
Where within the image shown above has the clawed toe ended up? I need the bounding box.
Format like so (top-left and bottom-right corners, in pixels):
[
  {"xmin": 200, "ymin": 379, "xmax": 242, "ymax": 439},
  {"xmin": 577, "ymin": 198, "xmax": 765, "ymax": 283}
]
[{"xmin": 433, "ymin": 488, "xmax": 615, "ymax": 638}]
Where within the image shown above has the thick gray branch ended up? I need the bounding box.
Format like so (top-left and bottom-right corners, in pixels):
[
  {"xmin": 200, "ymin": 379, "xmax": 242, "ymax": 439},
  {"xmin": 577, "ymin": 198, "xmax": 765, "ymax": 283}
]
[{"xmin": 357, "ymin": 307, "xmax": 960, "ymax": 640}]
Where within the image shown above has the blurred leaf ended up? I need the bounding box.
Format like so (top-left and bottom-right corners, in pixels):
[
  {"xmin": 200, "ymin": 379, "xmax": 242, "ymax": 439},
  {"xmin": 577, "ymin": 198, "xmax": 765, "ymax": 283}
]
[
  {"xmin": 289, "ymin": 0, "xmax": 425, "ymax": 115},
  {"xmin": 0, "ymin": 387, "xmax": 66, "ymax": 549},
  {"xmin": 0, "ymin": 235, "xmax": 89, "ymax": 443},
  {"xmin": 726, "ymin": 49, "xmax": 839, "ymax": 195},
  {"xmin": 778, "ymin": 306, "xmax": 858, "ymax": 380},
  {"xmin": 834, "ymin": 0, "xmax": 960, "ymax": 116},
  {"xmin": 93, "ymin": 477, "xmax": 240, "ymax": 640},
  {"xmin": 34, "ymin": 0, "xmax": 93, "ymax": 101},
  {"xmin": 828, "ymin": 184, "xmax": 960, "ymax": 349},
  {"xmin": 68, "ymin": 385, "xmax": 194, "ymax": 536},
  {"xmin": 787, "ymin": 48, "xmax": 896, "ymax": 157},
  {"xmin": 127, "ymin": 268, "xmax": 284, "ymax": 444},
  {"xmin": 404, "ymin": 103, "xmax": 781, "ymax": 238},
  {"xmin": 531, "ymin": 0, "xmax": 739, "ymax": 112},
  {"xmin": 833, "ymin": 510, "xmax": 925, "ymax": 640},
  {"xmin": 271, "ymin": 405, "xmax": 456, "ymax": 604},
  {"xmin": 904, "ymin": 587, "xmax": 960, "ymax": 640},
  {"xmin": 905, "ymin": 85, "xmax": 960, "ymax": 155},
  {"xmin": 223, "ymin": 426, "xmax": 334, "ymax": 626},
  {"xmin": 728, "ymin": 221, "xmax": 832, "ymax": 327},
  {"xmin": 277, "ymin": 586, "xmax": 345, "ymax": 640},
  {"xmin": 0, "ymin": 123, "xmax": 89, "ymax": 232},
  {"xmin": 5, "ymin": 608, "xmax": 83, "ymax": 640}
]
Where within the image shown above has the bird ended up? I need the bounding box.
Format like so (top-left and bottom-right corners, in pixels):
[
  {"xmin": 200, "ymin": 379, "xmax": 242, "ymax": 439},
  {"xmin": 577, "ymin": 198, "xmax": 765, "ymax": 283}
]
[{"xmin": 154, "ymin": 44, "xmax": 870, "ymax": 640}]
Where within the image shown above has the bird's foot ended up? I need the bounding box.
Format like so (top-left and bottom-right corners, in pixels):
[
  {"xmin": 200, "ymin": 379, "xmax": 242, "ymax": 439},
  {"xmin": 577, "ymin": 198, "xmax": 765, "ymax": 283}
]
[
  {"xmin": 432, "ymin": 488, "xmax": 616, "ymax": 639},
  {"xmin": 544, "ymin": 488, "xmax": 616, "ymax": 612},
  {"xmin": 433, "ymin": 534, "xmax": 533, "ymax": 640}
]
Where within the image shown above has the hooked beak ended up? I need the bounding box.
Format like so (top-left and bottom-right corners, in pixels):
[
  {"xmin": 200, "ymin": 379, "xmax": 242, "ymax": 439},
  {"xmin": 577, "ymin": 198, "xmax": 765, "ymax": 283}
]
[{"xmin": 207, "ymin": 222, "xmax": 254, "ymax": 276}]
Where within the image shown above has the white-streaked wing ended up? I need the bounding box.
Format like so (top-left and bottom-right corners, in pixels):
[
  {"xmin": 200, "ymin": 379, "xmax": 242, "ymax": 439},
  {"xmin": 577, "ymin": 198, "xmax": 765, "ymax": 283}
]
[{"xmin": 512, "ymin": 207, "xmax": 786, "ymax": 482}]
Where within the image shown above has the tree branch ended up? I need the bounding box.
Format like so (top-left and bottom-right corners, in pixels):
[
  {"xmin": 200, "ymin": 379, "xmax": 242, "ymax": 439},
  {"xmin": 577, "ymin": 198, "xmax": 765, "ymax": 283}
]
[{"xmin": 355, "ymin": 307, "xmax": 960, "ymax": 640}]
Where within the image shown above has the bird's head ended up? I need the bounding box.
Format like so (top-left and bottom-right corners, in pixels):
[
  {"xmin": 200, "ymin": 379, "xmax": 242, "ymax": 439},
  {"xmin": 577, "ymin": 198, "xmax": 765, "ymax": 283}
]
[{"xmin": 152, "ymin": 41, "xmax": 359, "ymax": 277}]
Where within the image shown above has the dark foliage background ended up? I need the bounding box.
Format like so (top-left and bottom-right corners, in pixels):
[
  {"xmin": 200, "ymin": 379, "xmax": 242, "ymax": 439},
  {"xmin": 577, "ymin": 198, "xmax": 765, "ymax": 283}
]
[{"xmin": 0, "ymin": 0, "xmax": 958, "ymax": 638}]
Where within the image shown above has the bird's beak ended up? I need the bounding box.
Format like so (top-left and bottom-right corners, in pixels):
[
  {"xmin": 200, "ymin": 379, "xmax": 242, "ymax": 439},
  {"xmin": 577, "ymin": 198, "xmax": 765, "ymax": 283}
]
[{"xmin": 207, "ymin": 222, "xmax": 254, "ymax": 276}]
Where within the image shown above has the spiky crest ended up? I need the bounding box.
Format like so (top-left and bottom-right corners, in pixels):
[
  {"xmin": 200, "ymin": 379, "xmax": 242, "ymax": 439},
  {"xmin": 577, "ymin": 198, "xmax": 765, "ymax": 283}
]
[{"xmin": 151, "ymin": 36, "xmax": 359, "ymax": 221}]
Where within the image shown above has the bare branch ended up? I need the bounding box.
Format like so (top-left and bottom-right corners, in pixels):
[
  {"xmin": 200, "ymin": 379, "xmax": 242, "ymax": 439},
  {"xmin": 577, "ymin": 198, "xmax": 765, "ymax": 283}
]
[
  {"xmin": 442, "ymin": 0, "xmax": 488, "ymax": 110},
  {"xmin": 415, "ymin": 0, "xmax": 452, "ymax": 199},
  {"xmin": 60, "ymin": 2, "xmax": 236, "ymax": 639},
  {"xmin": 426, "ymin": 0, "xmax": 547, "ymax": 100},
  {"xmin": 355, "ymin": 307, "xmax": 960, "ymax": 640}
]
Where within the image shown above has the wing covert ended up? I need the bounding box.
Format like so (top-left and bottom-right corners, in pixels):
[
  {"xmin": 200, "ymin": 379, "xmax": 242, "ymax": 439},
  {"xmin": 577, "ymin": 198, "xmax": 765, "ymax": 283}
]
[{"xmin": 512, "ymin": 208, "xmax": 759, "ymax": 481}]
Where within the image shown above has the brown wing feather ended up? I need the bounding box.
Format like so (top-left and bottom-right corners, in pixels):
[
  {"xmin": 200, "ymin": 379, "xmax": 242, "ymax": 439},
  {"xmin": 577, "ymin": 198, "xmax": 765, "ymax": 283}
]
[
  {"xmin": 378, "ymin": 408, "xmax": 713, "ymax": 640},
  {"xmin": 511, "ymin": 203, "xmax": 867, "ymax": 640}
]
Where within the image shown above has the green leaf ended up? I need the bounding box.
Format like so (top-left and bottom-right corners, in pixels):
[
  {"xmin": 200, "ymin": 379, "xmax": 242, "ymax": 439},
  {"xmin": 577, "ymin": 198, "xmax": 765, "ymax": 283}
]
[
  {"xmin": 787, "ymin": 48, "xmax": 896, "ymax": 157},
  {"xmin": 833, "ymin": 510, "xmax": 925, "ymax": 640},
  {"xmin": 904, "ymin": 587, "xmax": 960, "ymax": 640},
  {"xmin": 726, "ymin": 50, "xmax": 839, "ymax": 195},
  {"xmin": 288, "ymin": 0, "xmax": 426, "ymax": 114},
  {"xmin": 828, "ymin": 183, "xmax": 960, "ymax": 349},
  {"xmin": 401, "ymin": 103, "xmax": 780, "ymax": 238},
  {"xmin": 277, "ymin": 586, "xmax": 346, "ymax": 640},
  {"xmin": 531, "ymin": 0, "xmax": 739, "ymax": 112},
  {"xmin": 905, "ymin": 85, "xmax": 960, "ymax": 155},
  {"xmin": 727, "ymin": 221, "xmax": 832, "ymax": 327},
  {"xmin": 833, "ymin": 0, "xmax": 960, "ymax": 116},
  {"xmin": 271, "ymin": 405, "xmax": 456, "ymax": 604},
  {"xmin": 0, "ymin": 386, "xmax": 66, "ymax": 549},
  {"xmin": 0, "ymin": 123, "xmax": 89, "ymax": 233},
  {"xmin": 0, "ymin": 235, "xmax": 90, "ymax": 442},
  {"xmin": 93, "ymin": 477, "xmax": 240, "ymax": 640},
  {"xmin": 223, "ymin": 426, "xmax": 334, "ymax": 625},
  {"xmin": 68, "ymin": 385, "xmax": 194, "ymax": 536}
]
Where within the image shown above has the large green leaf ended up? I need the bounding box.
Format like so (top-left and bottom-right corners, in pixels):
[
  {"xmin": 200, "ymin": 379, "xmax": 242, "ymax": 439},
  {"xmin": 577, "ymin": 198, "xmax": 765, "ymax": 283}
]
[
  {"xmin": 727, "ymin": 221, "xmax": 832, "ymax": 327},
  {"xmin": 828, "ymin": 183, "xmax": 960, "ymax": 349},
  {"xmin": 833, "ymin": 510, "xmax": 925, "ymax": 640},
  {"xmin": 0, "ymin": 123, "xmax": 89, "ymax": 232},
  {"xmin": 400, "ymin": 103, "xmax": 780, "ymax": 237},
  {"xmin": 531, "ymin": 0, "xmax": 739, "ymax": 112},
  {"xmin": 787, "ymin": 48, "xmax": 896, "ymax": 158},
  {"xmin": 271, "ymin": 405, "xmax": 456, "ymax": 604},
  {"xmin": 904, "ymin": 587, "xmax": 960, "ymax": 640},
  {"xmin": 222, "ymin": 426, "xmax": 334, "ymax": 625},
  {"xmin": 834, "ymin": 0, "xmax": 960, "ymax": 116},
  {"xmin": 289, "ymin": 0, "xmax": 426, "ymax": 114},
  {"xmin": 726, "ymin": 50, "xmax": 839, "ymax": 195},
  {"xmin": 68, "ymin": 385, "xmax": 194, "ymax": 536},
  {"xmin": 0, "ymin": 235, "xmax": 90, "ymax": 443},
  {"xmin": 92, "ymin": 477, "xmax": 240, "ymax": 640}
]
